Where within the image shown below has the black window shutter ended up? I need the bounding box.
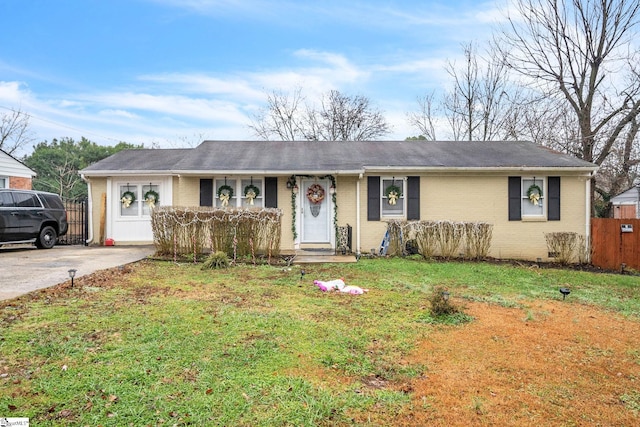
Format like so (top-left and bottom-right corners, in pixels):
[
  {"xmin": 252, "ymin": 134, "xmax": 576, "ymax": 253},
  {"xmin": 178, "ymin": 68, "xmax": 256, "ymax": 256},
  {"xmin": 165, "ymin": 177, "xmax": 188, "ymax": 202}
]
[
  {"xmin": 264, "ymin": 177, "xmax": 278, "ymax": 208},
  {"xmin": 508, "ymin": 176, "xmax": 521, "ymax": 221},
  {"xmin": 548, "ymin": 176, "xmax": 561, "ymax": 221},
  {"xmin": 407, "ymin": 176, "xmax": 420, "ymax": 220},
  {"xmin": 200, "ymin": 179, "xmax": 213, "ymax": 207},
  {"xmin": 367, "ymin": 176, "xmax": 380, "ymax": 221}
]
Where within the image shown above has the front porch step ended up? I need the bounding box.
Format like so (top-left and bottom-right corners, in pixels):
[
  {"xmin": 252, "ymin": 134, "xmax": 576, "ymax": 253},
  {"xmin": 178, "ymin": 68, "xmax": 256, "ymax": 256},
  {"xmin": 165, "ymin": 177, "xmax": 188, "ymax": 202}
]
[{"xmin": 292, "ymin": 250, "xmax": 357, "ymax": 264}]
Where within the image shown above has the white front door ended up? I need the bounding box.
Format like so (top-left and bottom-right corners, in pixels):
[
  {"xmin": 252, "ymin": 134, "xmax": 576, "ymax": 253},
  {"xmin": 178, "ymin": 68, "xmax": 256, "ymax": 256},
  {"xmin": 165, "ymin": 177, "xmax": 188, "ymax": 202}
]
[{"xmin": 300, "ymin": 179, "xmax": 332, "ymax": 244}]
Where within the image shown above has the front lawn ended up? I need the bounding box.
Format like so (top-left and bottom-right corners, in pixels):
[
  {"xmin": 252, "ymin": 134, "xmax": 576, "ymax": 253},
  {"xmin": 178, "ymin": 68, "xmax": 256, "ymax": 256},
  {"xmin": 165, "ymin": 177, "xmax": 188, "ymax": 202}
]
[{"xmin": 1, "ymin": 258, "xmax": 638, "ymax": 426}]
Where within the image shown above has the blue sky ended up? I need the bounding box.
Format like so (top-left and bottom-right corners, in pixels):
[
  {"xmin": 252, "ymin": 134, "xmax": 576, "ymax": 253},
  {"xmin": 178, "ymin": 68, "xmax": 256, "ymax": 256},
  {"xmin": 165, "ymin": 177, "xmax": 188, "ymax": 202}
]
[{"xmin": 0, "ymin": 0, "xmax": 507, "ymax": 155}]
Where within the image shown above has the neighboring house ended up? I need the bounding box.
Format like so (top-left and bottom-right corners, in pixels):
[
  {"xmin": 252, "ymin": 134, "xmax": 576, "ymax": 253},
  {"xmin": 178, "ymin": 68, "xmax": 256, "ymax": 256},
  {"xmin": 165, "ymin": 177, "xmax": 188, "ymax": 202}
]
[
  {"xmin": 79, "ymin": 140, "xmax": 597, "ymax": 261},
  {"xmin": 0, "ymin": 149, "xmax": 36, "ymax": 190},
  {"xmin": 610, "ymin": 186, "xmax": 640, "ymax": 219}
]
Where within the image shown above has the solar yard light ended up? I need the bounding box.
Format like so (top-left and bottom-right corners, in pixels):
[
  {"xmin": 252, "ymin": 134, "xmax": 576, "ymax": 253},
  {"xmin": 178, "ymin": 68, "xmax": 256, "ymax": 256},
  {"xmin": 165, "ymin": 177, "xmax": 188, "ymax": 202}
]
[
  {"xmin": 68, "ymin": 269, "xmax": 77, "ymax": 287},
  {"xmin": 559, "ymin": 287, "xmax": 570, "ymax": 300}
]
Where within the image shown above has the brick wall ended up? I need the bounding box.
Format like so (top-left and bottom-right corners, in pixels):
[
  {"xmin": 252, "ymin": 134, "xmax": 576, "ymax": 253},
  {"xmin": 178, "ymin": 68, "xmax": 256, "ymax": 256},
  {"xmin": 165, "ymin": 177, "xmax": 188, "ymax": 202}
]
[{"xmin": 9, "ymin": 176, "xmax": 32, "ymax": 189}]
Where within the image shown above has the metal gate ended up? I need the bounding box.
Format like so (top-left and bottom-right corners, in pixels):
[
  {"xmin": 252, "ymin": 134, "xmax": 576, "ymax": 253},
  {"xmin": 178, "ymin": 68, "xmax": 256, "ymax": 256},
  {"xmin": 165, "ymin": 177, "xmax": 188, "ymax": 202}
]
[{"xmin": 59, "ymin": 198, "xmax": 88, "ymax": 246}]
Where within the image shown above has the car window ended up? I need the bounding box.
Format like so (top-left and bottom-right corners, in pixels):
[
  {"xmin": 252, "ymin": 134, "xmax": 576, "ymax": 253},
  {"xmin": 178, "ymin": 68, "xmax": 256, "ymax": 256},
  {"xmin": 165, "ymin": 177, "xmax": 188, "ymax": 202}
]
[
  {"xmin": 0, "ymin": 192, "xmax": 15, "ymax": 207},
  {"xmin": 40, "ymin": 194, "xmax": 64, "ymax": 210},
  {"xmin": 13, "ymin": 192, "xmax": 42, "ymax": 208}
]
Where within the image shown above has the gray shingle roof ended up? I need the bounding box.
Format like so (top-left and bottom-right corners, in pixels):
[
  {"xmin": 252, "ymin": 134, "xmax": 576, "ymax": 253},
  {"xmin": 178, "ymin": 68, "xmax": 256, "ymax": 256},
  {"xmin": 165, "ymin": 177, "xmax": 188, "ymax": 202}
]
[{"xmin": 80, "ymin": 140, "xmax": 597, "ymax": 175}]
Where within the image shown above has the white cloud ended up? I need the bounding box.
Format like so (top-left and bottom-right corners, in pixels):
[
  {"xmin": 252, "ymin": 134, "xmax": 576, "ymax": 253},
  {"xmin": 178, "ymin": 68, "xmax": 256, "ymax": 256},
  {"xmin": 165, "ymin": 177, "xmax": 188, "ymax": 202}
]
[
  {"xmin": 0, "ymin": 81, "xmax": 33, "ymax": 107},
  {"xmin": 98, "ymin": 109, "xmax": 141, "ymax": 119},
  {"xmin": 57, "ymin": 100, "xmax": 85, "ymax": 109},
  {"xmin": 138, "ymin": 73, "xmax": 265, "ymax": 100},
  {"xmin": 138, "ymin": 50, "xmax": 367, "ymax": 102},
  {"xmin": 84, "ymin": 92, "xmax": 248, "ymax": 125}
]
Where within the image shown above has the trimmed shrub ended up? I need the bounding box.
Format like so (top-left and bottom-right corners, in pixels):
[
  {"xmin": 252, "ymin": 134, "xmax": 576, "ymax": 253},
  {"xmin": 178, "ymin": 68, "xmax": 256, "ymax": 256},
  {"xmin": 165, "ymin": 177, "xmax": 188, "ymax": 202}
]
[{"xmin": 151, "ymin": 207, "xmax": 282, "ymax": 262}]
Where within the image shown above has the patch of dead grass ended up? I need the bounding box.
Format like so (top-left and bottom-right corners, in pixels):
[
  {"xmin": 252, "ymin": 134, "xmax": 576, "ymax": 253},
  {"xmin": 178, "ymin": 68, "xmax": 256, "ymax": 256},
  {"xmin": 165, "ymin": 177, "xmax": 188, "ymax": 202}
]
[{"xmin": 380, "ymin": 300, "xmax": 640, "ymax": 426}]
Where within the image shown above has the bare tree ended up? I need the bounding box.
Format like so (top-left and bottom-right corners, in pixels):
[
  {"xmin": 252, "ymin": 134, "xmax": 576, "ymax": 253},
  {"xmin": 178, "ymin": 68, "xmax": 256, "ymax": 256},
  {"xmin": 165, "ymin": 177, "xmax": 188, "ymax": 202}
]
[
  {"xmin": 445, "ymin": 42, "xmax": 524, "ymax": 141},
  {"xmin": 498, "ymin": 0, "xmax": 640, "ymax": 210},
  {"xmin": 308, "ymin": 90, "xmax": 390, "ymax": 141},
  {"xmin": 0, "ymin": 107, "xmax": 35, "ymax": 155},
  {"xmin": 406, "ymin": 92, "xmax": 438, "ymax": 140},
  {"xmin": 250, "ymin": 89, "xmax": 390, "ymax": 141},
  {"xmin": 249, "ymin": 88, "xmax": 308, "ymax": 141},
  {"xmin": 407, "ymin": 42, "xmax": 524, "ymax": 141}
]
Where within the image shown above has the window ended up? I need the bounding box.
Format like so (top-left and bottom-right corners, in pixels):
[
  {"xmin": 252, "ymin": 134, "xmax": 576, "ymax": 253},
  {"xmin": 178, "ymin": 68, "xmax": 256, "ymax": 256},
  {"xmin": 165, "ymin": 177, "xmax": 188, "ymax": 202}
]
[
  {"xmin": 13, "ymin": 191, "xmax": 41, "ymax": 208},
  {"xmin": 509, "ymin": 176, "xmax": 560, "ymax": 221},
  {"xmin": 0, "ymin": 191, "xmax": 15, "ymax": 207},
  {"xmin": 214, "ymin": 178, "xmax": 263, "ymax": 208},
  {"xmin": 381, "ymin": 178, "xmax": 405, "ymax": 217},
  {"xmin": 0, "ymin": 177, "xmax": 7, "ymax": 189},
  {"xmin": 119, "ymin": 183, "xmax": 160, "ymax": 217},
  {"xmin": 522, "ymin": 177, "xmax": 544, "ymax": 217},
  {"xmin": 240, "ymin": 179, "xmax": 263, "ymax": 208}
]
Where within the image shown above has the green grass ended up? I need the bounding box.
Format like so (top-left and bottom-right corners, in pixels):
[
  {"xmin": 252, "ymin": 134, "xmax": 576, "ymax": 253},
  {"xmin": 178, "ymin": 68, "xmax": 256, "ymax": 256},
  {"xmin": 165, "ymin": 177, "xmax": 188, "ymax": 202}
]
[{"xmin": 0, "ymin": 257, "xmax": 638, "ymax": 425}]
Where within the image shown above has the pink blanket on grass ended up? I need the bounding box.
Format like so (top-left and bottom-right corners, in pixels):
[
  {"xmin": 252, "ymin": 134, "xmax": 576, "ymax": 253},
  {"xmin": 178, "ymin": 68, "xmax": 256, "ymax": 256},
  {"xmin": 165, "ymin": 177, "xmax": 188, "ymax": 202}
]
[{"xmin": 313, "ymin": 279, "xmax": 368, "ymax": 295}]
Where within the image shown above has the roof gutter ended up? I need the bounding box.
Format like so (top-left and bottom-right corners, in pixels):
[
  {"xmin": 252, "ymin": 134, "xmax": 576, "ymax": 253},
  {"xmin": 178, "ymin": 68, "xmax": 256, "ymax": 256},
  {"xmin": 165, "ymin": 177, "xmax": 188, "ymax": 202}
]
[
  {"xmin": 77, "ymin": 171, "xmax": 176, "ymax": 177},
  {"xmin": 80, "ymin": 173, "xmax": 94, "ymax": 245},
  {"xmin": 364, "ymin": 166, "xmax": 598, "ymax": 173},
  {"xmin": 81, "ymin": 169, "xmax": 367, "ymax": 177}
]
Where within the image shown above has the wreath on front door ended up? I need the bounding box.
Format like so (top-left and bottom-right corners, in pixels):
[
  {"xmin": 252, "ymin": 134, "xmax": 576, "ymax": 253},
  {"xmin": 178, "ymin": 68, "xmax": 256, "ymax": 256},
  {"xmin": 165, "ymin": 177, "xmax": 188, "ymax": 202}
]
[{"xmin": 306, "ymin": 184, "xmax": 325, "ymax": 204}]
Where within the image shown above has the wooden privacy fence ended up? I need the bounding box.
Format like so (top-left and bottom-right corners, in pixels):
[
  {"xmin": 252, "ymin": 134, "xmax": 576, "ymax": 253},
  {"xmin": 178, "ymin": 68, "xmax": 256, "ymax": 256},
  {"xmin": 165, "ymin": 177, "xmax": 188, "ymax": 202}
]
[{"xmin": 591, "ymin": 218, "xmax": 640, "ymax": 271}]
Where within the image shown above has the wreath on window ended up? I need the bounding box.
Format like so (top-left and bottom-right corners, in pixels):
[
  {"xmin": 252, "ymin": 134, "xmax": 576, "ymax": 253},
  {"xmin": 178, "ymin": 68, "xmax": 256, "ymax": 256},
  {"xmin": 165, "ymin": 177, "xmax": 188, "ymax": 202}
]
[
  {"xmin": 306, "ymin": 184, "xmax": 325, "ymax": 204},
  {"xmin": 120, "ymin": 191, "xmax": 136, "ymax": 208},
  {"xmin": 217, "ymin": 185, "xmax": 234, "ymax": 207},
  {"xmin": 144, "ymin": 190, "xmax": 160, "ymax": 208},
  {"xmin": 244, "ymin": 184, "xmax": 260, "ymax": 205},
  {"xmin": 384, "ymin": 184, "xmax": 402, "ymax": 206},
  {"xmin": 527, "ymin": 184, "xmax": 543, "ymax": 205}
]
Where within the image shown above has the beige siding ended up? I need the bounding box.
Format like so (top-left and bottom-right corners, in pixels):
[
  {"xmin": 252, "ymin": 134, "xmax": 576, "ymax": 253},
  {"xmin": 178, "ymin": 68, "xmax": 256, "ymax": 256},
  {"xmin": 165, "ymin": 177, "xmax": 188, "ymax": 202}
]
[
  {"xmin": 175, "ymin": 176, "xmax": 200, "ymax": 206},
  {"xmin": 279, "ymin": 177, "xmax": 295, "ymax": 249},
  {"xmin": 358, "ymin": 173, "xmax": 590, "ymax": 261},
  {"xmin": 334, "ymin": 176, "xmax": 356, "ymax": 223},
  {"xmin": 88, "ymin": 178, "xmax": 108, "ymax": 244},
  {"xmin": 87, "ymin": 172, "xmax": 591, "ymax": 261}
]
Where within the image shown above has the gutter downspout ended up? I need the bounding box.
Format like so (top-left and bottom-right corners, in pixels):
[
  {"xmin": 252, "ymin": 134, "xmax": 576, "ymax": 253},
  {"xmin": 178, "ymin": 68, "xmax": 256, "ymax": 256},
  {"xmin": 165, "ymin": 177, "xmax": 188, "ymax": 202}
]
[
  {"xmin": 356, "ymin": 173, "xmax": 362, "ymax": 256},
  {"xmin": 586, "ymin": 174, "xmax": 592, "ymax": 262},
  {"xmin": 81, "ymin": 174, "xmax": 94, "ymax": 245}
]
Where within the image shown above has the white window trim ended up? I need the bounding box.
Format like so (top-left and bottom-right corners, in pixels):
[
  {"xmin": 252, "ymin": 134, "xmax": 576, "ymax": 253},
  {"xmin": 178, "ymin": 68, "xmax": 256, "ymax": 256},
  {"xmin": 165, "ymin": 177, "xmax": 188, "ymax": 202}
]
[
  {"xmin": 0, "ymin": 176, "xmax": 7, "ymax": 189},
  {"xmin": 117, "ymin": 182, "xmax": 161, "ymax": 219},
  {"xmin": 380, "ymin": 176, "xmax": 406, "ymax": 218},
  {"xmin": 214, "ymin": 177, "xmax": 265, "ymax": 208},
  {"xmin": 521, "ymin": 176, "xmax": 546, "ymax": 219}
]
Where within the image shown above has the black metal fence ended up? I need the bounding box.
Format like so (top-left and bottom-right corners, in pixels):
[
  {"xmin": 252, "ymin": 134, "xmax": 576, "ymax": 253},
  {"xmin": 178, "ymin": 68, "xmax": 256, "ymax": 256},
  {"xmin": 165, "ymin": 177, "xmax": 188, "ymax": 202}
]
[{"xmin": 58, "ymin": 198, "xmax": 88, "ymax": 246}]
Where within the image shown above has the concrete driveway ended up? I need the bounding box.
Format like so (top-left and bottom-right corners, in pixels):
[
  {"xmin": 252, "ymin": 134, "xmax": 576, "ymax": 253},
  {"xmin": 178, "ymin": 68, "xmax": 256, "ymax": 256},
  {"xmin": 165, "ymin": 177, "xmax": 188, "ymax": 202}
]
[{"xmin": 0, "ymin": 244, "xmax": 156, "ymax": 301}]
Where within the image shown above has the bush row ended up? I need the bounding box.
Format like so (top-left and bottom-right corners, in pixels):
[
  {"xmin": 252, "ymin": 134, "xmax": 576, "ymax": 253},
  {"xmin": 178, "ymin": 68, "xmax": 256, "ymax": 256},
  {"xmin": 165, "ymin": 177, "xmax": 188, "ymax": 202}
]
[{"xmin": 151, "ymin": 207, "xmax": 282, "ymax": 261}]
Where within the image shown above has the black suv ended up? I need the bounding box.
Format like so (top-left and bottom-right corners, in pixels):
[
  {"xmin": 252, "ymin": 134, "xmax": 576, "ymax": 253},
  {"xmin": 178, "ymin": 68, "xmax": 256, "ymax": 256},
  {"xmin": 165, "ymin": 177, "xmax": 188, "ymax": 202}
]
[{"xmin": 0, "ymin": 189, "xmax": 69, "ymax": 249}]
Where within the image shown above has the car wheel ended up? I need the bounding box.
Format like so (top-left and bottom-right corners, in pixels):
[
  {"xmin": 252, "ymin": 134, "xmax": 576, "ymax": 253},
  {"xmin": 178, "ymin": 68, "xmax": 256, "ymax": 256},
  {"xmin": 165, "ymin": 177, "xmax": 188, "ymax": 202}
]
[{"xmin": 36, "ymin": 226, "xmax": 57, "ymax": 249}]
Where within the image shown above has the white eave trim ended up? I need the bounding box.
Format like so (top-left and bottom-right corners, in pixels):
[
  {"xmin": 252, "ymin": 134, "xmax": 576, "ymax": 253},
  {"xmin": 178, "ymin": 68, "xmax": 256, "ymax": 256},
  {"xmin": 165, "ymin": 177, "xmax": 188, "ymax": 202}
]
[
  {"xmin": 82, "ymin": 169, "xmax": 367, "ymax": 177},
  {"xmin": 363, "ymin": 166, "xmax": 598, "ymax": 173},
  {"xmin": 172, "ymin": 169, "xmax": 367, "ymax": 175},
  {"xmin": 80, "ymin": 170, "xmax": 178, "ymax": 177},
  {"xmin": 80, "ymin": 166, "xmax": 597, "ymax": 177}
]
